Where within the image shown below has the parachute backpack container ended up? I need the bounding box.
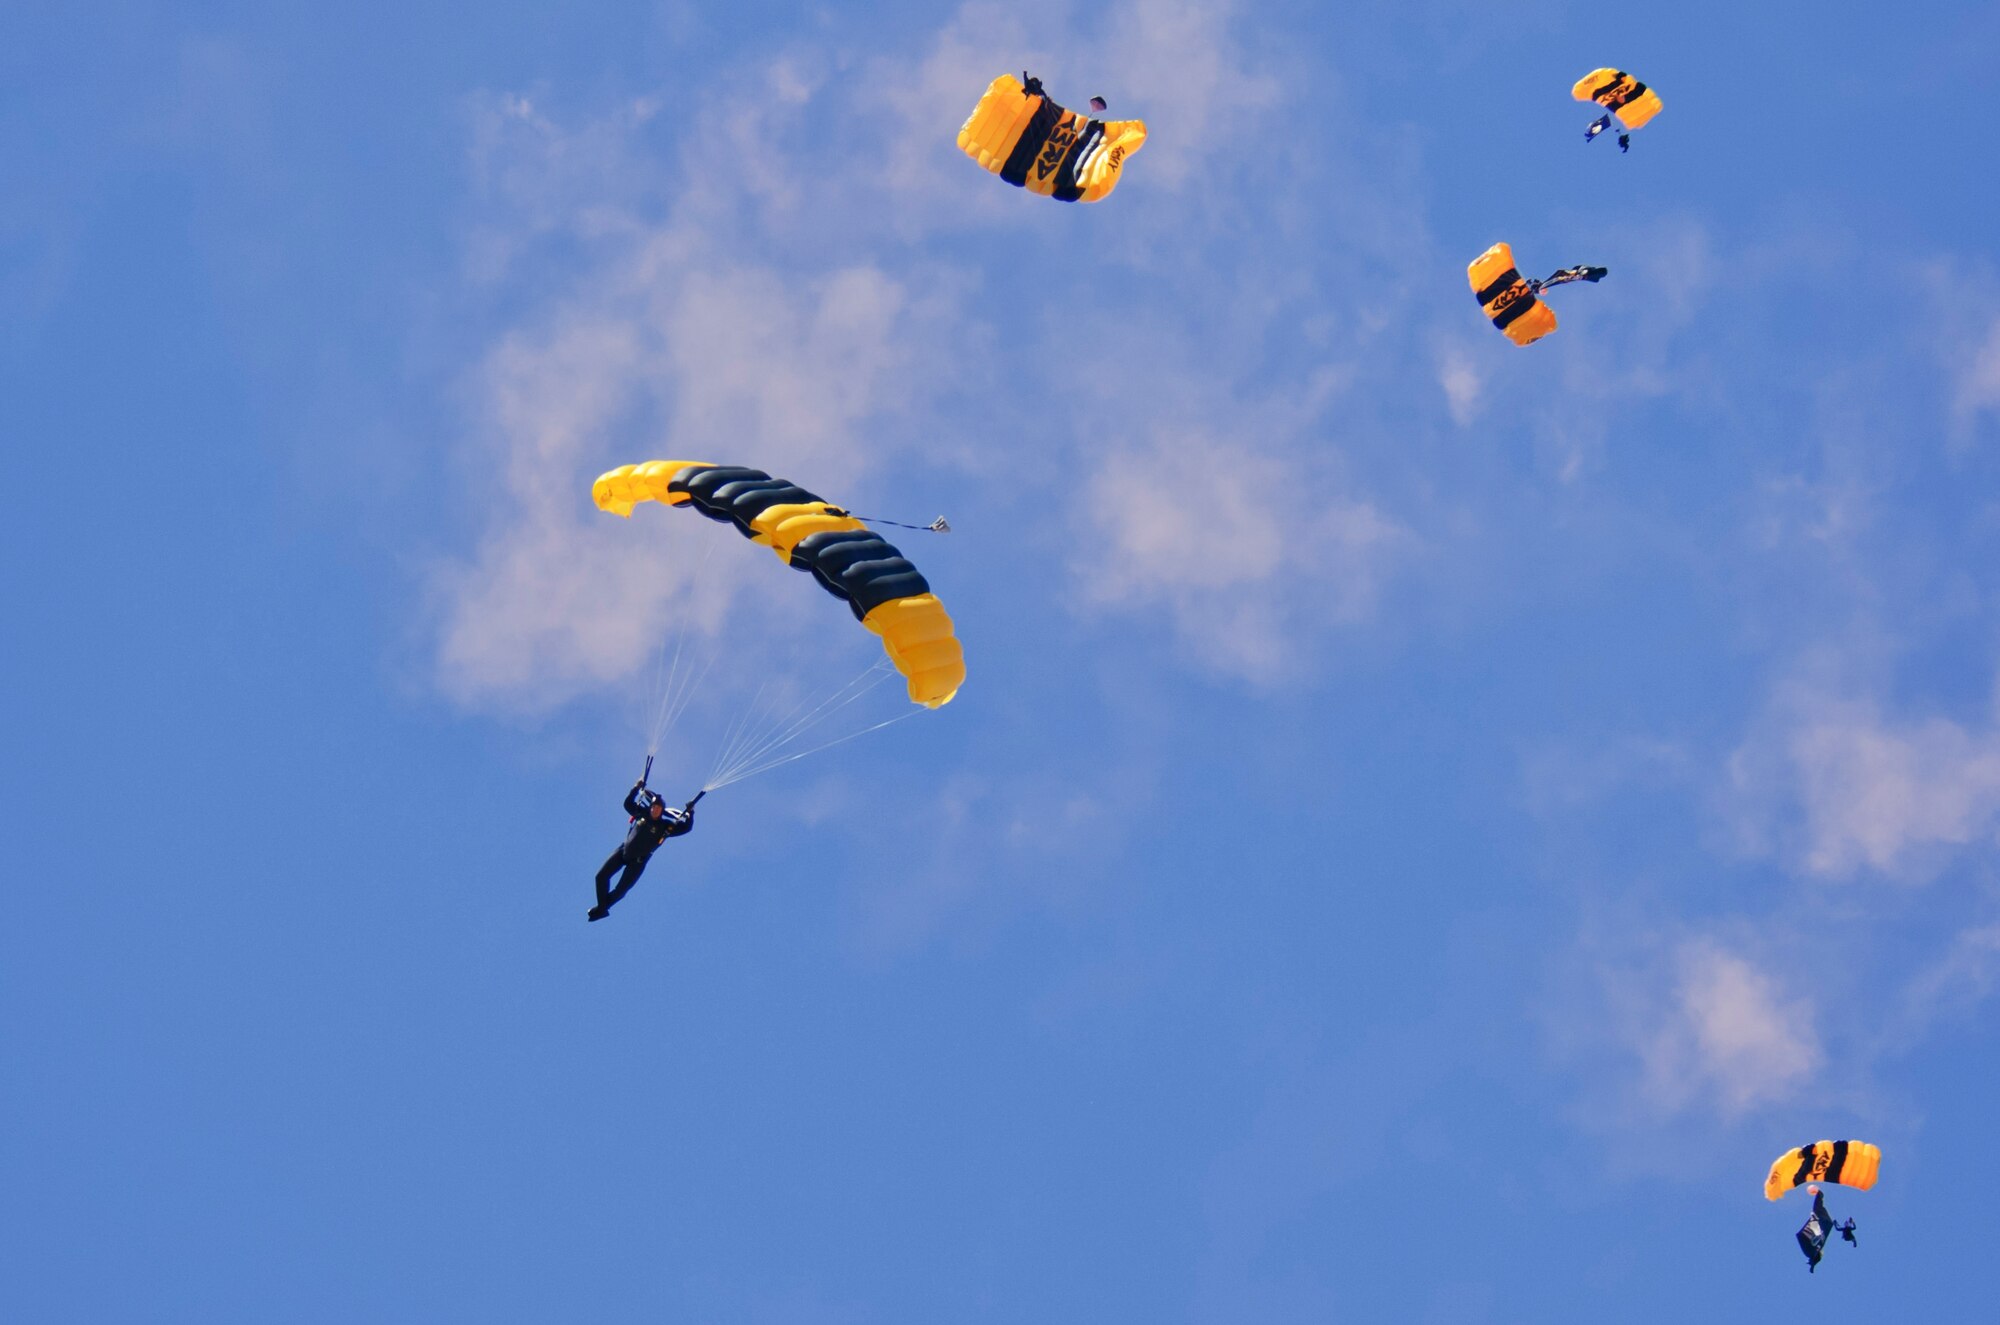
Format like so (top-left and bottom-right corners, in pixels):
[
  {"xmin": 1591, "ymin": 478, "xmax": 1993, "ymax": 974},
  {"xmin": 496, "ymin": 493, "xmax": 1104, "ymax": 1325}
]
[
  {"xmin": 593, "ymin": 461, "xmax": 965, "ymax": 709},
  {"xmin": 957, "ymin": 73, "xmax": 1147, "ymax": 203},
  {"xmin": 1765, "ymin": 1141, "xmax": 1882, "ymax": 1201},
  {"xmin": 1468, "ymin": 243, "xmax": 1558, "ymax": 347},
  {"xmin": 1573, "ymin": 68, "xmax": 1663, "ymax": 131}
]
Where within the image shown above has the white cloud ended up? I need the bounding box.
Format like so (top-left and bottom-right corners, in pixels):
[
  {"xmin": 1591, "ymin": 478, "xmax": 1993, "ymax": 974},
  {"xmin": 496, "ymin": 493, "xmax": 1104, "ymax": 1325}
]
[
  {"xmin": 1090, "ymin": 0, "xmax": 1281, "ymax": 193},
  {"xmin": 1898, "ymin": 922, "xmax": 2000, "ymax": 1032},
  {"xmin": 1075, "ymin": 428, "xmax": 1402, "ymax": 682},
  {"xmin": 1955, "ymin": 316, "xmax": 2000, "ymax": 431},
  {"xmin": 1435, "ymin": 341, "xmax": 1484, "ymax": 427},
  {"xmin": 1566, "ymin": 936, "xmax": 1821, "ymax": 1122},
  {"xmin": 1647, "ymin": 941, "xmax": 1821, "ymax": 1114},
  {"xmin": 1728, "ymin": 682, "xmax": 2000, "ymax": 879}
]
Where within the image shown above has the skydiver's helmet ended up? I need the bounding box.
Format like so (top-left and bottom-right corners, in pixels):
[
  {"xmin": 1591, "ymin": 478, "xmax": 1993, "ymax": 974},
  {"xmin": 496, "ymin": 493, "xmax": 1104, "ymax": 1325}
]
[{"xmin": 646, "ymin": 797, "xmax": 665, "ymax": 817}]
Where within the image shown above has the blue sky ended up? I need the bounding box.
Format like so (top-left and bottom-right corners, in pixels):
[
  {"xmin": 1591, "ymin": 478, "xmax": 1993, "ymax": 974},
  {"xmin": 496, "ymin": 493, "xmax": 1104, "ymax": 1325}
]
[{"xmin": 6, "ymin": 1, "xmax": 2000, "ymax": 1319}]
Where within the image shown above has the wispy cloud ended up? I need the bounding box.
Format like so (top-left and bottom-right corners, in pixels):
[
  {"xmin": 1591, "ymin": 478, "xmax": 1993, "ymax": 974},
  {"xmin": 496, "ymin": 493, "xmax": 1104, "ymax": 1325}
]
[
  {"xmin": 1435, "ymin": 339, "xmax": 1485, "ymax": 428},
  {"xmin": 1727, "ymin": 678, "xmax": 2000, "ymax": 880},
  {"xmin": 1953, "ymin": 315, "xmax": 2000, "ymax": 436},
  {"xmin": 1896, "ymin": 921, "xmax": 2000, "ymax": 1036},
  {"xmin": 1556, "ymin": 930, "xmax": 1821, "ymax": 1125},
  {"xmin": 1075, "ymin": 427, "xmax": 1401, "ymax": 682},
  {"xmin": 1641, "ymin": 939, "xmax": 1822, "ymax": 1115}
]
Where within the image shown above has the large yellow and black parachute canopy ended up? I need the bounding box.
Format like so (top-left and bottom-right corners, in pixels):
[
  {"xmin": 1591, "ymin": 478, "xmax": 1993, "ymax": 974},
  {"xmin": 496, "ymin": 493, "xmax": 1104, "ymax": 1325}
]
[
  {"xmin": 1573, "ymin": 68, "xmax": 1663, "ymax": 129},
  {"xmin": 1574, "ymin": 67, "xmax": 1662, "ymax": 149},
  {"xmin": 958, "ymin": 72, "xmax": 1146, "ymax": 203},
  {"xmin": 1765, "ymin": 1141, "xmax": 1882, "ymax": 1201},
  {"xmin": 1469, "ymin": 243, "xmax": 1553, "ymax": 347},
  {"xmin": 594, "ymin": 461, "xmax": 965, "ymax": 709}
]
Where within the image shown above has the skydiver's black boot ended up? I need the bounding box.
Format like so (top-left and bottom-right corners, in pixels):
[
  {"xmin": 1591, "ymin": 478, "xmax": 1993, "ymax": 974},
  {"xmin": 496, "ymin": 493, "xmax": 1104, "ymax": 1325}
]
[{"xmin": 588, "ymin": 905, "xmax": 609, "ymax": 922}]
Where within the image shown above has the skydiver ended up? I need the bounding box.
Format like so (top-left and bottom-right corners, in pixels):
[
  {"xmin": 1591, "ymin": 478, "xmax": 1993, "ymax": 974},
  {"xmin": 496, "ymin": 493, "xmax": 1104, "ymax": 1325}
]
[
  {"xmin": 1795, "ymin": 1184, "xmax": 1854, "ymax": 1272},
  {"xmin": 1583, "ymin": 113, "xmax": 1632, "ymax": 152},
  {"xmin": 588, "ymin": 781, "xmax": 697, "ymax": 922},
  {"xmin": 1533, "ymin": 264, "xmax": 1609, "ymax": 294}
]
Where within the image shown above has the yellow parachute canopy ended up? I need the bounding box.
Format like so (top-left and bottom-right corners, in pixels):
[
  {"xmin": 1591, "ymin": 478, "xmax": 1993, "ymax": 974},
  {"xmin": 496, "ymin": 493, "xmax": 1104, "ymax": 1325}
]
[
  {"xmin": 594, "ymin": 461, "xmax": 965, "ymax": 709},
  {"xmin": 1468, "ymin": 242, "xmax": 1558, "ymax": 347},
  {"xmin": 1573, "ymin": 68, "xmax": 1663, "ymax": 130},
  {"xmin": 1765, "ymin": 1141, "xmax": 1882, "ymax": 1201},
  {"xmin": 958, "ymin": 73, "xmax": 1146, "ymax": 203}
]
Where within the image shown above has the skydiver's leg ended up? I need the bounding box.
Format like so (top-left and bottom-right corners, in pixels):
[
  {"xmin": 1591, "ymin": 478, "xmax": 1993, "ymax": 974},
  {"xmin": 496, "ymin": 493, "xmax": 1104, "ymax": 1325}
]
[
  {"xmin": 595, "ymin": 848, "xmax": 629, "ymax": 909},
  {"xmin": 602, "ymin": 857, "xmax": 648, "ymax": 911}
]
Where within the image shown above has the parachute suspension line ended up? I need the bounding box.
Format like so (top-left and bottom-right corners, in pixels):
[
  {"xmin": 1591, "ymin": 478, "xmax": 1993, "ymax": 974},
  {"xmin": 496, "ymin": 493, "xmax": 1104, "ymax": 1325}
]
[
  {"xmin": 644, "ymin": 536, "xmax": 722, "ymax": 756},
  {"xmin": 653, "ymin": 627, "xmax": 723, "ymax": 755},
  {"xmin": 715, "ymin": 661, "xmax": 895, "ymax": 783},
  {"xmin": 703, "ymin": 660, "xmax": 890, "ymax": 790},
  {"xmin": 704, "ymin": 641, "xmax": 858, "ymax": 784},
  {"xmin": 702, "ymin": 659, "xmax": 901, "ymax": 792},
  {"xmin": 703, "ymin": 665, "xmax": 909, "ymax": 792},
  {"xmin": 703, "ymin": 710, "xmax": 920, "ymax": 793},
  {"xmin": 706, "ymin": 674, "xmax": 781, "ymax": 791}
]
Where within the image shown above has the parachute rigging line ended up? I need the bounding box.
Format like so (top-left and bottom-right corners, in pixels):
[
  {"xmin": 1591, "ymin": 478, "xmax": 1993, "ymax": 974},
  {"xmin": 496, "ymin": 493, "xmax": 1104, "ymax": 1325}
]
[
  {"xmin": 703, "ymin": 659, "xmax": 907, "ymax": 792},
  {"xmin": 705, "ymin": 658, "xmax": 897, "ymax": 789},
  {"xmin": 643, "ymin": 536, "xmax": 723, "ymax": 757},
  {"xmin": 703, "ymin": 711, "xmax": 919, "ymax": 793}
]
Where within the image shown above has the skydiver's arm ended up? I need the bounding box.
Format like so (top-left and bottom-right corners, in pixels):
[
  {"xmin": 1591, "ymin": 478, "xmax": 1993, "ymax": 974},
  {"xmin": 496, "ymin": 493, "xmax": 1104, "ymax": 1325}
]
[{"xmin": 624, "ymin": 785, "xmax": 652, "ymax": 818}]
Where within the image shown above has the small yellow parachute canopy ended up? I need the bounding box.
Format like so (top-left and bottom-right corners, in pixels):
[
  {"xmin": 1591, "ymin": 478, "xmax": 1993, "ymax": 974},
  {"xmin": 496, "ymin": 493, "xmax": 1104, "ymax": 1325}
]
[
  {"xmin": 1468, "ymin": 242, "xmax": 1558, "ymax": 347},
  {"xmin": 958, "ymin": 73, "xmax": 1146, "ymax": 203},
  {"xmin": 1573, "ymin": 68, "xmax": 1663, "ymax": 130},
  {"xmin": 594, "ymin": 461, "xmax": 964, "ymax": 709},
  {"xmin": 1765, "ymin": 1141, "xmax": 1882, "ymax": 1201}
]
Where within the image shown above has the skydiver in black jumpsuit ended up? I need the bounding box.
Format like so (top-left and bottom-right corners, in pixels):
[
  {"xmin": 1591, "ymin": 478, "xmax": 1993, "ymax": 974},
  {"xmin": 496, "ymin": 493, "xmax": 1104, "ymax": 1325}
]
[{"xmin": 589, "ymin": 782, "xmax": 695, "ymax": 921}]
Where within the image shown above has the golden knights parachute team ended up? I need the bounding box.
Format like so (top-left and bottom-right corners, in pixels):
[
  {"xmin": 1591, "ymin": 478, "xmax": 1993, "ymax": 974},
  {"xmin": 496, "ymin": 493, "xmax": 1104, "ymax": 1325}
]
[
  {"xmin": 1768, "ymin": 1142, "xmax": 1880, "ymax": 1273},
  {"xmin": 1466, "ymin": 68, "xmax": 1664, "ymax": 346},
  {"xmin": 561, "ymin": 54, "xmax": 1915, "ymax": 1282}
]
